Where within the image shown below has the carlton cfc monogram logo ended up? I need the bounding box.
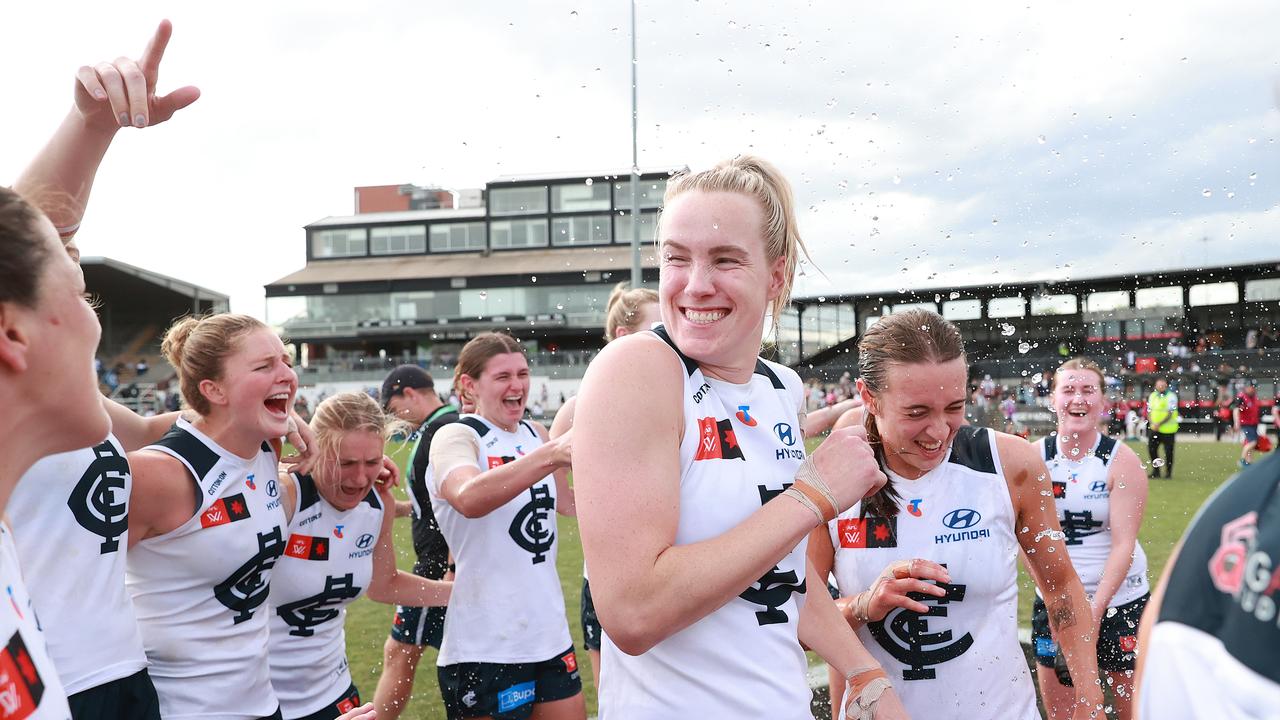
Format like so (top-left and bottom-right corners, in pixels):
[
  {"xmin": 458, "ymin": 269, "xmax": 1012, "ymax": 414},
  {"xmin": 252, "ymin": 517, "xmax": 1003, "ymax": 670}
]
[
  {"xmin": 508, "ymin": 485, "xmax": 556, "ymax": 564},
  {"xmin": 868, "ymin": 563, "xmax": 973, "ymax": 681},
  {"xmin": 214, "ymin": 528, "xmax": 285, "ymax": 624},
  {"xmin": 275, "ymin": 573, "xmax": 362, "ymax": 637},
  {"xmin": 67, "ymin": 440, "xmax": 130, "ymax": 554}
]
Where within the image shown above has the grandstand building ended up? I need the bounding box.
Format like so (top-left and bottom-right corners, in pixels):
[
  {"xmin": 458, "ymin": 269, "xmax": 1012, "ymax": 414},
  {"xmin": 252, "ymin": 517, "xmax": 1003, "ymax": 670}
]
[
  {"xmin": 781, "ymin": 260, "xmax": 1280, "ymax": 429},
  {"xmin": 265, "ymin": 171, "xmax": 678, "ymax": 383}
]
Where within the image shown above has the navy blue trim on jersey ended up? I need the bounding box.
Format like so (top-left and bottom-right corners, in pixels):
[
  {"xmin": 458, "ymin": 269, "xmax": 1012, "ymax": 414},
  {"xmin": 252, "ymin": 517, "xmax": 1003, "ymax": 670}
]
[
  {"xmin": 295, "ymin": 474, "xmax": 322, "ymax": 511},
  {"xmin": 1043, "ymin": 435, "xmax": 1058, "ymax": 462},
  {"xmin": 460, "ymin": 417, "xmax": 491, "ymax": 437},
  {"xmin": 154, "ymin": 425, "xmax": 220, "ymax": 481},
  {"xmin": 261, "ymin": 441, "xmax": 273, "ymax": 454},
  {"xmin": 363, "ymin": 489, "xmax": 382, "ymax": 510},
  {"xmin": 949, "ymin": 426, "xmax": 997, "ymax": 474},
  {"xmin": 753, "ymin": 359, "xmax": 786, "ymax": 390},
  {"xmin": 650, "ymin": 324, "xmax": 699, "ymax": 376},
  {"xmin": 519, "ymin": 421, "xmax": 539, "ymax": 439},
  {"xmin": 1095, "ymin": 435, "xmax": 1117, "ymax": 464}
]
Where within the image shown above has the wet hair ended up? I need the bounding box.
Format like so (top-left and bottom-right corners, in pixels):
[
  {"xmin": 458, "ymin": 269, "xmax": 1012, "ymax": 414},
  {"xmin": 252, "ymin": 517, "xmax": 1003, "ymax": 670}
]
[
  {"xmin": 1051, "ymin": 357, "xmax": 1105, "ymax": 391},
  {"xmin": 310, "ymin": 391, "xmax": 388, "ymax": 490},
  {"xmin": 661, "ymin": 155, "xmax": 810, "ymax": 325},
  {"xmin": 162, "ymin": 314, "xmax": 271, "ymax": 416},
  {"xmin": 604, "ymin": 282, "xmax": 659, "ymax": 342},
  {"xmin": 0, "ymin": 187, "xmax": 52, "ymax": 308},
  {"xmin": 857, "ymin": 309, "xmax": 966, "ymax": 517},
  {"xmin": 453, "ymin": 332, "xmax": 525, "ymax": 406}
]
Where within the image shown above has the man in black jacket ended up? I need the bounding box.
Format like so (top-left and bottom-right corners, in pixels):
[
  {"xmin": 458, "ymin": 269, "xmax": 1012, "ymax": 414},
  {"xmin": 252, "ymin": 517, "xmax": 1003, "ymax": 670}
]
[{"xmin": 373, "ymin": 365, "xmax": 459, "ymax": 719}]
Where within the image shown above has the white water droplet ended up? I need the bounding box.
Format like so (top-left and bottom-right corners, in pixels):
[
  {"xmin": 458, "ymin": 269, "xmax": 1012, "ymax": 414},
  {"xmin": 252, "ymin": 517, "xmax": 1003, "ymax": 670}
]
[
  {"xmin": 1031, "ymin": 373, "xmax": 1043, "ymax": 383},
  {"xmin": 1018, "ymin": 342, "xmax": 1031, "ymax": 354},
  {"xmin": 1202, "ymin": 188, "xmax": 1212, "ymax": 198},
  {"xmin": 478, "ymin": 291, "xmax": 488, "ymax": 299},
  {"xmin": 1000, "ymin": 323, "xmax": 1017, "ymax": 337},
  {"xmin": 1249, "ymin": 172, "xmax": 1258, "ymax": 181},
  {"xmin": 892, "ymin": 175, "xmax": 902, "ymax": 185},
  {"xmin": 949, "ymin": 291, "xmax": 960, "ymax": 300},
  {"xmin": 1037, "ymin": 134, "xmax": 1047, "ymax": 144},
  {"xmin": 1152, "ymin": 458, "xmax": 1165, "ymax": 468},
  {"xmin": 585, "ymin": 178, "xmax": 594, "ymax": 186}
]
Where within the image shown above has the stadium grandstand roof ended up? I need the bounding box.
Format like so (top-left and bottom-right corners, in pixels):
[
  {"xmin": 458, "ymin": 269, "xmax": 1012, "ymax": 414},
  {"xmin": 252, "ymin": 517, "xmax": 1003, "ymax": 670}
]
[
  {"xmin": 82, "ymin": 255, "xmax": 229, "ymax": 305},
  {"xmin": 488, "ymin": 166, "xmax": 686, "ymax": 184},
  {"xmin": 266, "ymin": 244, "xmax": 659, "ymax": 288},
  {"xmin": 306, "ymin": 206, "xmax": 486, "ymax": 228}
]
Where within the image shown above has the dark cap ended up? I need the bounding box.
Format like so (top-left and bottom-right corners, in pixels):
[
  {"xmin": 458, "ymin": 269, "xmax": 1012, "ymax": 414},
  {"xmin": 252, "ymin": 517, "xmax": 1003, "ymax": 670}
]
[{"xmin": 380, "ymin": 365, "xmax": 434, "ymax": 410}]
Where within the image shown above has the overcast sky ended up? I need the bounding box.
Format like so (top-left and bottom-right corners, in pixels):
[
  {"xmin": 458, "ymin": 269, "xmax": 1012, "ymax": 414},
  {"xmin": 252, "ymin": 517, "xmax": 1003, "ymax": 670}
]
[{"xmin": 4, "ymin": 1, "xmax": 1277, "ymax": 317}]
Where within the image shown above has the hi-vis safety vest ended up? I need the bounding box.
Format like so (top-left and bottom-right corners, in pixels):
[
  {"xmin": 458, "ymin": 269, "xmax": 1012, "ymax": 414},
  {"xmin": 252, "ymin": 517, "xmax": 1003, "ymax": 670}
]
[{"xmin": 1147, "ymin": 391, "xmax": 1180, "ymax": 433}]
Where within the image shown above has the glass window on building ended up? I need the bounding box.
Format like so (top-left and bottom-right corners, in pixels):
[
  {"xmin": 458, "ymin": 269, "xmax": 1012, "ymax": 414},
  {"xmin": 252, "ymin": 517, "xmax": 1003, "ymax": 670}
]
[
  {"xmin": 310, "ymin": 228, "xmax": 367, "ymax": 258},
  {"xmin": 988, "ymin": 296, "xmax": 1026, "ymax": 318},
  {"xmin": 429, "ymin": 222, "xmax": 486, "ymax": 252},
  {"xmin": 614, "ymin": 210, "xmax": 658, "ymax": 244},
  {"xmin": 612, "ymin": 178, "xmax": 667, "ymax": 209},
  {"xmin": 490, "ymin": 218, "xmax": 548, "ymax": 249},
  {"xmin": 1189, "ymin": 281, "xmax": 1239, "ymax": 306},
  {"xmin": 1135, "ymin": 285, "xmax": 1183, "ymax": 309},
  {"xmin": 551, "ymin": 182, "xmax": 611, "ymax": 213},
  {"xmin": 1030, "ymin": 293, "xmax": 1077, "ymax": 315},
  {"xmin": 891, "ymin": 301, "xmax": 939, "ymax": 315},
  {"xmin": 489, "ymin": 186, "xmax": 548, "ymax": 216},
  {"xmin": 551, "ymin": 215, "xmax": 612, "ymax": 246},
  {"xmin": 1085, "ymin": 290, "xmax": 1129, "ymax": 313},
  {"xmin": 943, "ymin": 298, "xmax": 982, "ymax": 321},
  {"xmin": 370, "ymin": 225, "xmax": 426, "ymax": 255},
  {"xmin": 1244, "ymin": 278, "xmax": 1280, "ymax": 302}
]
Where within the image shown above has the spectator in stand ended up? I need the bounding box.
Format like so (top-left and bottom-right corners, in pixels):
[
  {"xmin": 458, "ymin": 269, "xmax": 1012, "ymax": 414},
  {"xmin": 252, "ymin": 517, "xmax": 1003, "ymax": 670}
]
[
  {"xmin": 292, "ymin": 395, "xmax": 312, "ymax": 424},
  {"xmin": 135, "ymin": 357, "xmax": 149, "ymax": 377},
  {"xmin": 1001, "ymin": 392, "xmax": 1017, "ymax": 433},
  {"xmin": 1146, "ymin": 378, "xmax": 1180, "ymax": 479},
  {"xmin": 1214, "ymin": 383, "xmax": 1234, "ymax": 442},
  {"xmin": 1233, "ymin": 382, "xmax": 1263, "ymax": 469}
]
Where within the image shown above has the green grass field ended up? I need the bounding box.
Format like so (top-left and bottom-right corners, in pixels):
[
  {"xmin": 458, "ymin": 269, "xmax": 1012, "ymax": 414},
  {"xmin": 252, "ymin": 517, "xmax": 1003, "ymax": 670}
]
[{"xmin": 339, "ymin": 435, "xmax": 1242, "ymax": 718}]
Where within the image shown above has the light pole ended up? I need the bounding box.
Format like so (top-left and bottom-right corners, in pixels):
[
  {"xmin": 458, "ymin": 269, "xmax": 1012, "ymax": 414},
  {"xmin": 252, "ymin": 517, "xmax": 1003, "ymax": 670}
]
[{"xmin": 629, "ymin": 0, "xmax": 642, "ymax": 287}]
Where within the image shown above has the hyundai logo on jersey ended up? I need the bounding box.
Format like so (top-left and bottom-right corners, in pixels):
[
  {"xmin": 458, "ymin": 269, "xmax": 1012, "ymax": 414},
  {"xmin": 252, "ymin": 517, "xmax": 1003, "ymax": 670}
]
[
  {"xmin": 266, "ymin": 478, "xmax": 279, "ymax": 498},
  {"xmin": 943, "ymin": 508, "xmax": 981, "ymax": 529},
  {"xmin": 907, "ymin": 498, "xmax": 923, "ymax": 517},
  {"xmin": 356, "ymin": 533, "xmax": 375, "ymax": 549},
  {"xmin": 1090, "ymin": 480, "xmax": 1107, "ymax": 493},
  {"xmin": 736, "ymin": 405, "xmax": 758, "ymax": 427},
  {"xmin": 774, "ymin": 422, "xmax": 795, "ymax": 447}
]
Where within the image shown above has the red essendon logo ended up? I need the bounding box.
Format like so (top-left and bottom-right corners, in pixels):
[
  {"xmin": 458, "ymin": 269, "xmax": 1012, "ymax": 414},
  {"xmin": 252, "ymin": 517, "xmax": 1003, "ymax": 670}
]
[
  {"xmin": 1119, "ymin": 635, "xmax": 1137, "ymax": 653},
  {"xmin": 0, "ymin": 631, "xmax": 45, "ymax": 718},
  {"xmin": 487, "ymin": 456, "xmax": 515, "ymax": 469},
  {"xmin": 200, "ymin": 493, "xmax": 252, "ymax": 529},
  {"xmin": 837, "ymin": 516, "xmax": 898, "ymax": 548},
  {"xmin": 562, "ymin": 651, "xmax": 578, "ymax": 673},
  {"xmin": 1052, "ymin": 481, "xmax": 1067, "ymax": 499},
  {"xmin": 284, "ymin": 534, "xmax": 330, "ymax": 561},
  {"xmin": 693, "ymin": 417, "xmax": 746, "ymax": 461}
]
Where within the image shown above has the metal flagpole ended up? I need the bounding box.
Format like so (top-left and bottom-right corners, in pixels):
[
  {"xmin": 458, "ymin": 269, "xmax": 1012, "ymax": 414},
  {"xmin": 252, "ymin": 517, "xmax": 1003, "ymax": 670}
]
[{"xmin": 629, "ymin": 0, "xmax": 642, "ymax": 287}]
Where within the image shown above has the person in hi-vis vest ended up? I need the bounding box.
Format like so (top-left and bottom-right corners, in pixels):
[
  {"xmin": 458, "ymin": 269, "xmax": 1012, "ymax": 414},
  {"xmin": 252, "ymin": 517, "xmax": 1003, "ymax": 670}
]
[{"xmin": 1145, "ymin": 378, "xmax": 1179, "ymax": 479}]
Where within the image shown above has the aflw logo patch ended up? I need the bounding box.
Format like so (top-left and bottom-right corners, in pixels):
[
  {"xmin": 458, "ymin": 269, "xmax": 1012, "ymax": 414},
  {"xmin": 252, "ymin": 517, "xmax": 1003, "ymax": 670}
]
[
  {"xmin": 487, "ymin": 456, "xmax": 516, "ymax": 469},
  {"xmin": 838, "ymin": 516, "xmax": 898, "ymax": 548},
  {"xmin": 0, "ymin": 631, "xmax": 45, "ymax": 717},
  {"xmin": 285, "ymin": 534, "xmax": 330, "ymax": 561},
  {"xmin": 201, "ymin": 493, "xmax": 252, "ymax": 528},
  {"xmin": 694, "ymin": 417, "xmax": 745, "ymax": 461}
]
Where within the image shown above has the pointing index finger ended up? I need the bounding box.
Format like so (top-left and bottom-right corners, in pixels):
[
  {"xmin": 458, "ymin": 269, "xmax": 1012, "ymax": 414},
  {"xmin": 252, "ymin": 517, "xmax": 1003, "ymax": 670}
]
[{"xmin": 140, "ymin": 19, "xmax": 174, "ymax": 95}]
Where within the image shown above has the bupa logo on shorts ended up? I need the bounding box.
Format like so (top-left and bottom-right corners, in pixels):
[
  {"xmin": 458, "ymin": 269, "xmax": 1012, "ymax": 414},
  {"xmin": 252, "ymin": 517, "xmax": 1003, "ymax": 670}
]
[
  {"xmin": 1034, "ymin": 636, "xmax": 1058, "ymax": 658},
  {"xmin": 497, "ymin": 681, "xmax": 536, "ymax": 713},
  {"xmin": 907, "ymin": 499, "xmax": 923, "ymax": 517},
  {"xmin": 735, "ymin": 405, "xmax": 758, "ymax": 427},
  {"xmin": 935, "ymin": 508, "xmax": 990, "ymax": 544},
  {"xmin": 774, "ymin": 422, "xmax": 796, "ymax": 447},
  {"xmin": 356, "ymin": 533, "xmax": 375, "ymax": 550}
]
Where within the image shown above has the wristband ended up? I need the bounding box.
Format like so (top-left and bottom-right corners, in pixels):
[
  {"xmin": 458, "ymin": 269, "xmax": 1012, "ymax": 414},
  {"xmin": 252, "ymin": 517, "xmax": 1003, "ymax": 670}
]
[
  {"xmin": 791, "ymin": 480, "xmax": 836, "ymax": 523},
  {"xmin": 781, "ymin": 486, "xmax": 823, "ymax": 525}
]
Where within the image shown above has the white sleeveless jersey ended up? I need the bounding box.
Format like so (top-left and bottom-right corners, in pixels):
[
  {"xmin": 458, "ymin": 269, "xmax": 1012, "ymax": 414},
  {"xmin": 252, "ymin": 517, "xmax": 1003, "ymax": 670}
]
[
  {"xmin": 828, "ymin": 426, "xmax": 1037, "ymax": 720},
  {"xmin": 268, "ymin": 474, "xmax": 383, "ymax": 719},
  {"xmin": 427, "ymin": 414, "xmax": 571, "ymax": 666},
  {"xmin": 126, "ymin": 418, "xmax": 287, "ymax": 719},
  {"xmin": 599, "ymin": 326, "xmax": 812, "ymax": 720},
  {"xmin": 0, "ymin": 523, "xmax": 72, "ymax": 719},
  {"xmin": 8, "ymin": 434, "xmax": 147, "ymax": 695},
  {"xmin": 1037, "ymin": 434, "xmax": 1149, "ymax": 606}
]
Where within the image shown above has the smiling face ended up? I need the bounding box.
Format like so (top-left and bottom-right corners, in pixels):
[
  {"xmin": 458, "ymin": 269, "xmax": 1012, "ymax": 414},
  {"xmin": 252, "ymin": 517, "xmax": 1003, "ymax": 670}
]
[
  {"xmin": 1053, "ymin": 367, "xmax": 1106, "ymax": 438},
  {"xmin": 463, "ymin": 352, "xmax": 530, "ymax": 430},
  {"xmin": 316, "ymin": 428, "xmax": 385, "ymax": 511},
  {"xmin": 658, "ymin": 190, "xmax": 785, "ymax": 380},
  {"xmin": 860, "ymin": 357, "xmax": 969, "ymax": 479},
  {"xmin": 203, "ymin": 327, "xmax": 297, "ymax": 442}
]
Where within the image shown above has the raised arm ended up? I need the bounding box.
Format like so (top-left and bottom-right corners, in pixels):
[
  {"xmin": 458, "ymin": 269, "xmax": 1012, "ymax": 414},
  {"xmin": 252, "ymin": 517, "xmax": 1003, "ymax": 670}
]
[
  {"xmin": 1002, "ymin": 434, "xmax": 1105, "ymax": 718},
  {"xmin": 366, "ymin": 482, "xmax": 452, "ymax": 607},
  {"xmin": 104, "ymin": 397, "xmax": 179, "ymax": 451},
  {"xmin": 13, "ymin": 20, "xmax": 198, "ymax": 235},
  {"xmin": 1090, "ymin": 444, "xmax": 1148, "ymax": 621},
  {"xmin": 574, "ymin": 335, "xmax": 886, "ymax": 655},
  {"xmin": 535, "ymin": 420, "xmax": 575, "ymax": 517},
  {"xmin": 802, "ymin": 396, "xmax": 861, "ymax": 437},
  {"xmin": 431, "ymin": 423, "xmax": 570, "ymax": 519}
]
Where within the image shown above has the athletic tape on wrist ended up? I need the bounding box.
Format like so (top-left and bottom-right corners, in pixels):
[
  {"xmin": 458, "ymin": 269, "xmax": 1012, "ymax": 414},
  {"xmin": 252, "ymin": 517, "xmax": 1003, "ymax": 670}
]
[
  {"xmin": 794, "ymin": 457, "xmax": 839, "ymax": 519},
  {"xmin": 845, "ymin": 668, "xmax": 892, "ymax": 720},
  {"xmin": 782, "ymin": 486, "xmax": 824, "ymax": 525}
]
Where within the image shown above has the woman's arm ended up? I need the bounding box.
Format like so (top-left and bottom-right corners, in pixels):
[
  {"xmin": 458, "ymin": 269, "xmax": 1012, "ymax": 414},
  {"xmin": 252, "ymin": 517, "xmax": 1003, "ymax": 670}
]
[
  {"xmin": 574, "ymin": 335, "xmax": 886, "ymax": 655},
  {"xmin": 366, "ymin": 483, "xmax": 451, "ymax": 606},
  {"xmin": 1000, "ymin": 433, "xmax": 1105, "ymax": 716},
  {"xmin": 127, "ymin": 449, "xmax": 200, "ymax": 547},
  {"xmin": 104, "ymin": 397, "xmax": 178, "ymax": 452},
  {"xmin": 802, "ymin": 397, "xmax": 862, "ymax": 437},
  {"xmin": 432, "ymin": 424, "xmax": 569, "ymax": 519},
  {"xmin": 534, "ymin": 420, "xmax": 575, "ymax": 517},
  {"xmin": 13, "ymin": 20, "xmax": 198, "ymax": 233},
  {"xmin": 1090, "ymin": 444, "xmax": 1148, "ymax": 620}
]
